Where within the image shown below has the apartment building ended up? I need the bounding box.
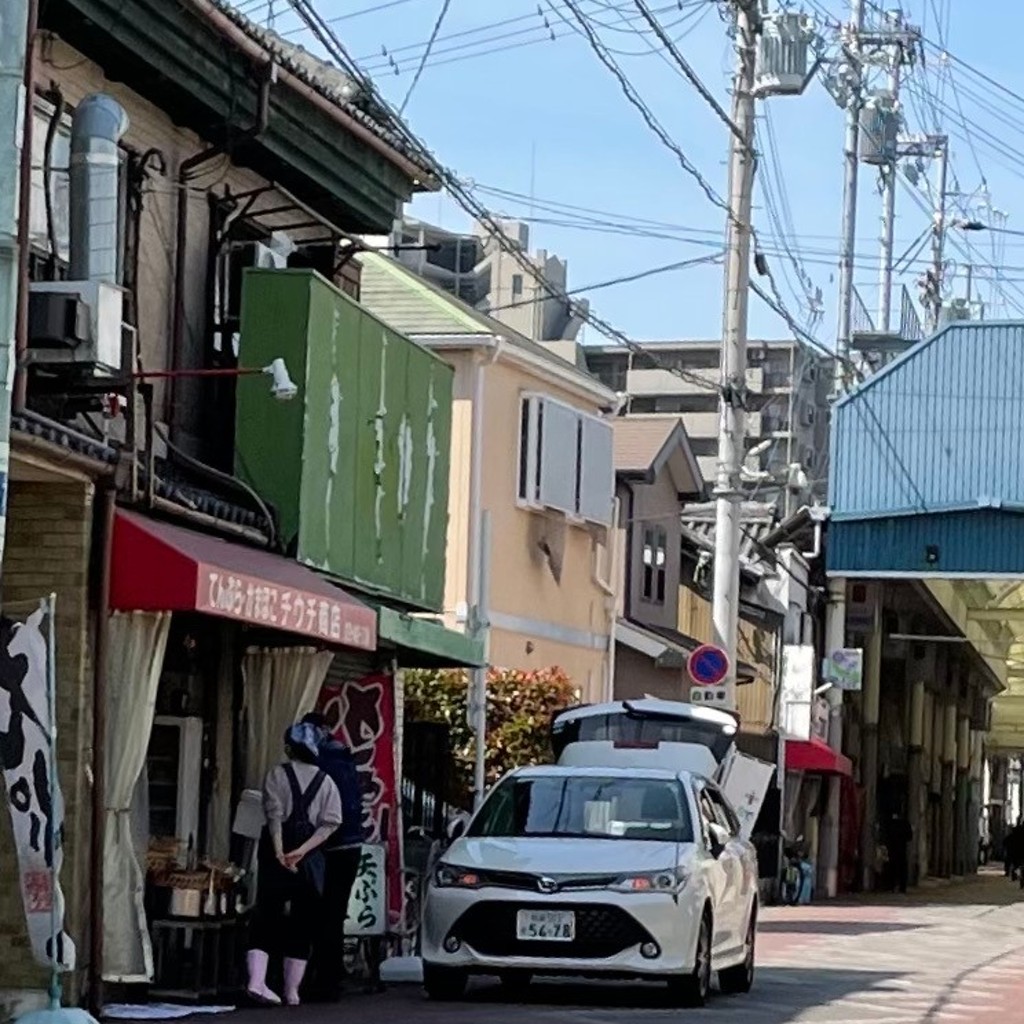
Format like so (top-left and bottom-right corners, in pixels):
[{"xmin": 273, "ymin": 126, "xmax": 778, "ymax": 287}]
[
  {"xmin": 582, "ymin": 339, "xmax": 833, "ymax": 503},
  {"xmin": 387, "ymin": 216, "xmax": 587, "ymax": 343}
]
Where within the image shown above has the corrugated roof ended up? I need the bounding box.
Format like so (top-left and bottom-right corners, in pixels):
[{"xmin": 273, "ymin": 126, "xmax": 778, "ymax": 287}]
[
  {"xmin": 681, "ymin": 500, "xmax": 781, "ymax": 576},
  {"xmin": 613, "ymin": 416, "xmax": 683, "ymax": 473},
  {"xmin": 357, "ymin": 253, "xmax": 611, "ymax": 390},
  {"xmin": 831, "ymin": 321, "xmax": 1024, "ymax": 520},
  {"xmin": 212, "ymin": 2, "xmax": 435, "ymax": 178}
]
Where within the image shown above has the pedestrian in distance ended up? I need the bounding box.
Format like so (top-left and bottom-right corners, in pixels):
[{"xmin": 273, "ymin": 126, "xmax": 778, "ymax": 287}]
[
  {"xmin": 246, "ymin": 722, "xmax": 342, "ymax": 1007},
  {"xmin": 1004, "ymin": 819, "xmax": 1024, "ymax": 881},
  {"xmin": 300, "ymin": 711, "xmax": 367, "ymax": 1003}
]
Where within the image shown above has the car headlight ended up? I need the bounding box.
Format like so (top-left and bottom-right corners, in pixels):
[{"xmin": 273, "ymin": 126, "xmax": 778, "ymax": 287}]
[
  {"xmin": 611, "ymin": 867, "xmax": 689, "ymax": 893},
  {"xmin": 433, "ymin": 863, "xmax": 482, "ymax": 888}
]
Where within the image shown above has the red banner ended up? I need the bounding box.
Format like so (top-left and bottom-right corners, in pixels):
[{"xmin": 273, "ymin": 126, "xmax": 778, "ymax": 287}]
[{"xmin": 318, "ymin": 675, "xmax": 402, "ymax": 927}]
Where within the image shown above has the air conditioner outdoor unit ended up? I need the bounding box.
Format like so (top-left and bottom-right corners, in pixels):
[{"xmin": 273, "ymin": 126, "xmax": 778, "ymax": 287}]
[{"xmin": 27, "ymin": 279, "xmax": 125, "ymax": 378}]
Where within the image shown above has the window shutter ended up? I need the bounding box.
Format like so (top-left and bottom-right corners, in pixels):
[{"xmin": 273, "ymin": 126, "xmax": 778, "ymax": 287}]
[
  {"xmin": 577, "ymin": 415, "xmax": 614, "ymax": 524},
  {"xmin": 537, "ymin": 399, "xmax": 580, "ymax": 513}
]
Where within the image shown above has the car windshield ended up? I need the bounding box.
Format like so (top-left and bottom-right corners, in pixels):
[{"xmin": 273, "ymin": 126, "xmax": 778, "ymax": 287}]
[{"xmin": 467, "ymin": 774, "xmax": 694, "ymax": 843}]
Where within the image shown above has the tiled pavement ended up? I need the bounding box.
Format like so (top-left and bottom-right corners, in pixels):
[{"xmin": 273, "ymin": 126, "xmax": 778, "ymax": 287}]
[{"xmin": 220, "ymin": 871, "xmax": 1024, "ymax": 1023}]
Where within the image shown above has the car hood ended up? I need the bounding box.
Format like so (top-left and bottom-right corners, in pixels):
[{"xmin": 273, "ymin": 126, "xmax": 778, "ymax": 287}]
[{"xmin": 445, "ymin": 836, "xmax": 691, "ymax": 875}]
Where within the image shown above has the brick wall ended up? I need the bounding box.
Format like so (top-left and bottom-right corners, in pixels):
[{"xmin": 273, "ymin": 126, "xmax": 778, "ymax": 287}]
[{"xmin": 0, "ymin": 477, "xmax": 95, "ymax": 1005}]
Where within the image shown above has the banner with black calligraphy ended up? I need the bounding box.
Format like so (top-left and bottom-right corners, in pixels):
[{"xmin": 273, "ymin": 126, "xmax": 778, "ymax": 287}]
[
  {"xmin": 0, "ymin": 605, "xmax": 75, "ymax": 970},
  {"xmin": 319, "ymin": 675, "xmax": 403, "ymax": 928}
]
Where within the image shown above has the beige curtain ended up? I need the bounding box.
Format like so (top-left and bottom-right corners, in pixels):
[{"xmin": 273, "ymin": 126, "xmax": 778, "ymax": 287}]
[
  {"xmin": 103, "ymin": 611, "xmax": 172, "ymax": 983},
  {"xmin": 242, "ymin": 647, "xmax": 334, "ymax": 790}
]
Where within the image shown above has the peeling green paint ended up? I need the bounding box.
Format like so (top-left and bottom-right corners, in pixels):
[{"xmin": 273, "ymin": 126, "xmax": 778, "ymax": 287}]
[{"xmin": 236, "ymin": 269, "xmax": 453, "ymax": 612}]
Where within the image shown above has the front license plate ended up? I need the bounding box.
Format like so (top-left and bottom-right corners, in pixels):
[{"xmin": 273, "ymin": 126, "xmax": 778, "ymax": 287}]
[{"xmin": 516, "ymin": 909, "xmax": 576, "ymax": 941}]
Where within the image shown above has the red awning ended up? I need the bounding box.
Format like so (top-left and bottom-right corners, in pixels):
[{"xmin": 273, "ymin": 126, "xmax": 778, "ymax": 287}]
[
  {"xmin": 111, "ymin": 510, "xmax": 377, "ymax": 651},
  {"xmin": 785, "ymin": 737, "xmax": 852, "ymax": 777}
]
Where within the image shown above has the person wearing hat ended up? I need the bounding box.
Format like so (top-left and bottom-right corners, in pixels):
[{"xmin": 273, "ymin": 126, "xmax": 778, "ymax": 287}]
[
  {"xmin": 299, "ymin": 712, "xmax": 367, "ymax": 1002},
  {"xmin": 246, "ymin": 722, "xmax": 342, "ymax": 1007}
]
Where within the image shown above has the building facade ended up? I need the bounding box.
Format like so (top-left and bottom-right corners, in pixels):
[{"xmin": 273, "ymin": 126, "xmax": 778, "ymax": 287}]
[
  {"xmin": 387, "ymin": 217, "xmax": 587, "ymax": 343},
  {"xmin": 582, "ymin": 339, "xmax": 833, "ymax": 506},
  {"xmin": 358, "ymin": 251, "xmax": 619, "ymax": 700},
  {"xmin": 0, "ymin": 1, "xmax": 478, "ymax": 1014}
]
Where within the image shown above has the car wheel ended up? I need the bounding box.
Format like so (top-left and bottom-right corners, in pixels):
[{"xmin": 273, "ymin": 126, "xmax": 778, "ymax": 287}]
[
  {"xmin": 423, "ymin": 963, "xmax": 468, "ymax": 1001},
  {"xmin": 499, "ymin": 970, "xmax": 532, "ymax": 996},
  {"xmin": 720, "ymin": 909, "xmax": 756, "ymax": 995},
  {"xmin": 668, "ymin": 911, "xmax": 712, "ymax": 1008}
]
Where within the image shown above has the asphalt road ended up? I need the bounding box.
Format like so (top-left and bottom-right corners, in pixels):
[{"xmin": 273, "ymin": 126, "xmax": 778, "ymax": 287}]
[{"xmin": 221, "ymin": 872, "xmax": 1024, "ymax": 1024}]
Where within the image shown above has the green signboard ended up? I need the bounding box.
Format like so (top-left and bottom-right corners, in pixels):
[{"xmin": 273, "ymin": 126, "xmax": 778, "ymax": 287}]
[{"xmin": 236, "ymin": 269, "xmax": 452, "ymax": 612}]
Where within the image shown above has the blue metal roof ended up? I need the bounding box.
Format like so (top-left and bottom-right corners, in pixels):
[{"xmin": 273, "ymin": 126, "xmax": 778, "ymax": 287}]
[
  {"xmin": 830, "ymin": 321, "xmax": 1024, "ymax": 521},
  {"xmin": 829, "ymin": 510, "xmax": 1024, "ymax": 576}
]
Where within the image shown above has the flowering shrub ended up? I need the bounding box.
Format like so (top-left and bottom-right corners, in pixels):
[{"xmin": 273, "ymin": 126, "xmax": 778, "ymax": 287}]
[{"xmin": 404, "ymin": 666, "xmax": 576, "ymax": 805}]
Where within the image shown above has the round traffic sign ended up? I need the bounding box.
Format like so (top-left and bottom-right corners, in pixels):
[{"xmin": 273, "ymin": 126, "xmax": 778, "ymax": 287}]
[{"xmin": 688, "ymin": 644, "xmax": 730, "ymax": 686}]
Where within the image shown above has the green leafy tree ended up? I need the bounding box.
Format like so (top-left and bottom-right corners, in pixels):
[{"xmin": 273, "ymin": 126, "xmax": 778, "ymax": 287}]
[{"xmin": 404, "ymin": 667, "xmax": 576, "ymax": 806}]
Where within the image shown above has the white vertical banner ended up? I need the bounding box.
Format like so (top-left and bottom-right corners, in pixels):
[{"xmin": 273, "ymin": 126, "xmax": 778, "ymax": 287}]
[{"xmin": 0, "ymin": 597, "xmax": 76, "ymax": 970}]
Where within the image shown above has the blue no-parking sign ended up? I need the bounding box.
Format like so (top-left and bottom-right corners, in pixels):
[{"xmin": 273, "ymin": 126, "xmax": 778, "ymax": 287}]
[{"xmin": 687, "ymin": 644, "xmax": 730, "ymax": 687}]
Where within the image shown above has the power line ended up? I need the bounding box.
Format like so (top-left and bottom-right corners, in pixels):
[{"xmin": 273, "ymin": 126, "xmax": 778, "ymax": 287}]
[
  {"xmin": 398, "ymin": 0, "xmax": 453, "ymax": 113},
  {"xmin": 630, "ymin": 0, "xmax": 747, "ymax": 149},
  {"xmin": 486, "ymin": 252, "xmax": 726, "ymax": 313}
]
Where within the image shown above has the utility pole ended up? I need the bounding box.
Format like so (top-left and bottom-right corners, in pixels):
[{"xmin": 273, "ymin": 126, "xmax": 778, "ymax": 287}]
[
  {"xmin": 877, "ymin": 18, "xmax": 903, "ymax": 334},
  {"xmin": 834, "ymin": 0, "xmax": 865, "ymax": 394},
  {"xmin": 712, "ymin": 0, "xmax": 758, "ymax": 712},
  {"xmin": 928, "ymin": 136, "xmax": 949, "ymax": 330}
]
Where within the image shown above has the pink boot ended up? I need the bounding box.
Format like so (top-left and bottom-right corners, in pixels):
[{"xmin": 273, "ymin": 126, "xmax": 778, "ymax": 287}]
[
  {"xmin": 246, "ymin": 949, "xmax": 281, "ymax": 1005},
  {"xmin": 282, "ymin": 958, "xmax": 308, "ymax": 1006}
]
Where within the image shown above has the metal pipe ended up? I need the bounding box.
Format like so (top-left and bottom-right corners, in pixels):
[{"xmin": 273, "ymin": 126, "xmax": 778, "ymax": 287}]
[
  {"xmin": 88, "ymin": 484, "xmax": 114, "ymax": 1015},
  {"xmin": 1, "ymin": 1, "xmax": 30, "ymax": 583},
  {"xmin": 13, "ymin": 0, "xmax": 38, "ymax": 417},
  {"xmin": 169, "ymin": 70, "xmax": 271, "ymax": 428},
  {"xmin": 69, "ymin": 95, "xmax": 129, "ymax": 283},
  {"xmin": 471, "ymin": 509, "xmax": 491, "ymax": 811}
]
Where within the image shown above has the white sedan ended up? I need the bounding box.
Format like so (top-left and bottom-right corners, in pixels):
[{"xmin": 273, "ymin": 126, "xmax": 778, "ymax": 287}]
[{"xmin": 421, "ymin": 764, "xmax": 759, "ymax": 1006}]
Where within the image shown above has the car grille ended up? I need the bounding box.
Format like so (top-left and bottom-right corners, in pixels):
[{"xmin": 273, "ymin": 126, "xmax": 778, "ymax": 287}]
[
  {"xmin": 452, "ymin": 901, "xmax": 653, "ymax": 959},
  {"xmin": 476, "ymin": 869, "xmax": 621, "ymax": 892}
]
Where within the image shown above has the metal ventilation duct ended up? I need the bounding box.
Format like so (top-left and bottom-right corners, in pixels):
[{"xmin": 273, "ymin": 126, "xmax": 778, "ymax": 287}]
[{"xmin": 69, "ymin": 94, "xmax": 129, "ymax": 283}]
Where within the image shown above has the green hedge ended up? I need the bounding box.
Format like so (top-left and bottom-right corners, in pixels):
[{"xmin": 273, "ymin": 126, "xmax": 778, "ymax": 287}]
[{"xmin": 404, "ymin": 667, "xmax": 576, "ymax": 806}]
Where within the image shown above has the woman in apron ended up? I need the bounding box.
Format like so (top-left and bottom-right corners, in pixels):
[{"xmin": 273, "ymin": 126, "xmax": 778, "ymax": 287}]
[{"xmin": 246, "ymin": 722, "xmax": 342, "ymax": 1006}]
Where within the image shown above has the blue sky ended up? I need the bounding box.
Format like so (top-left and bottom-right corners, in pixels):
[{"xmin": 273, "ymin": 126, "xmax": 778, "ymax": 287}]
[{"xmin": 240, "ymin": 0, "xmax": 1024, "ymax": 347}]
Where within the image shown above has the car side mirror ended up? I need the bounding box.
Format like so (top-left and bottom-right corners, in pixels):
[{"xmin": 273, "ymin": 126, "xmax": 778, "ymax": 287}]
[
  {"xmin": 708, "ymin": 822, "xmax": 729, "ymax": 858},
  {"xmin": 446, "ymin": 812, "xmax": 469, "ymax": 845}
]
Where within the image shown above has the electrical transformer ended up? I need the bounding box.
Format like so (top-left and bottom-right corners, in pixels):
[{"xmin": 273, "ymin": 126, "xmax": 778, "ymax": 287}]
[
  {"xmin": 859, "ymin": 91, "xmax": 900, "ymax": 164},
  {"xmin": 753, "ymin": 12, "xmax": 815, "ymax": 98}
]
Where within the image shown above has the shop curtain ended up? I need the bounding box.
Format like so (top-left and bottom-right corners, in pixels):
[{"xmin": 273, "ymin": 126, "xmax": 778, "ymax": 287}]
[
  {"xmin": 241, "ymin": 647, "xmax": 334, "ymax": 791},
  {"xmin": 102, "ymin": 610, "xmax": 171, "ymax": 983}
]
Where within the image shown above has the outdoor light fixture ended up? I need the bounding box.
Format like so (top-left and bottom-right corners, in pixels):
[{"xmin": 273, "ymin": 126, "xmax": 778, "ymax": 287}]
[
  {"xmin": 262, "ymin": 357, "xmax": 298, "ymax": 401},
  {"xmin": 133, "ymin": 356, "xmax": 298, "ymax": 402}
]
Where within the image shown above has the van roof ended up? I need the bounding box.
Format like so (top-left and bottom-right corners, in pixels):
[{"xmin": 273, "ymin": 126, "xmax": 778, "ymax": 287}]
[
  {"xmin": 512, "ymin": 764, "xmax": 686, "ymax": 782},
  {"xmin": 552, "ymin": 697, "xmax": 738, "ymax": 732}
]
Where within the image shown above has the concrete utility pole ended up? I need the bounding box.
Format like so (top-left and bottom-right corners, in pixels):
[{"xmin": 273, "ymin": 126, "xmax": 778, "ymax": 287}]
[
  {"xmin": 928, "ymin": 136, "xmax": 949, "ymax": 330},
  {"xmin": 0, "ymin": 4, "xmax": 29, "ymax": 580},
  {"xmin": 712, "ymin": 0, "xmax": 758, "ymax": 712},
  {"xmin": 877, "ymin": 21, "xmax": 903, "ymax": 335},
  {"xmin": 834, "ymin": 0, "xmax": 865, "ymax": 394}
]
